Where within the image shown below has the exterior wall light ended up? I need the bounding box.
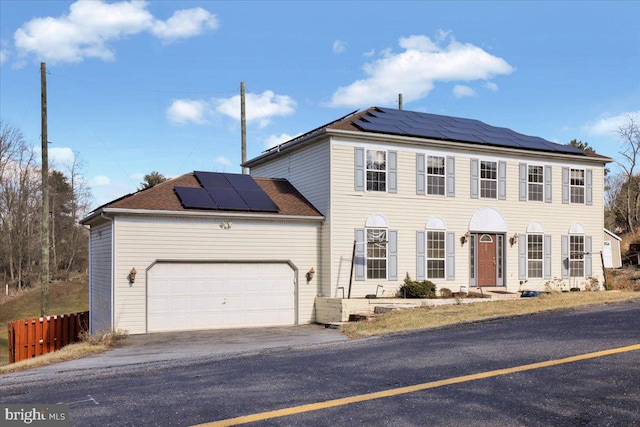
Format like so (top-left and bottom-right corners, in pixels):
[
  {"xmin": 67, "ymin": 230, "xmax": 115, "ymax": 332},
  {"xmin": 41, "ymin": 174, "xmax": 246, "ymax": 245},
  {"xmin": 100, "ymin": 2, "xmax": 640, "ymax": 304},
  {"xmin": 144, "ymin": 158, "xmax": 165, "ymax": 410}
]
[
  {"xmin": 129, "ymin": 267, "xmax": 137, "ymax": 284},
  {"xmin": 306, "ymin": 267, "xmax": 315, "ymax": 283},
  {"xmin": 509, "ymin": 233, "xmax": 519, "ymax": 247},
  {"xmin": 460, "ymin": 231, "xmax": 470, "ymax": 245}
]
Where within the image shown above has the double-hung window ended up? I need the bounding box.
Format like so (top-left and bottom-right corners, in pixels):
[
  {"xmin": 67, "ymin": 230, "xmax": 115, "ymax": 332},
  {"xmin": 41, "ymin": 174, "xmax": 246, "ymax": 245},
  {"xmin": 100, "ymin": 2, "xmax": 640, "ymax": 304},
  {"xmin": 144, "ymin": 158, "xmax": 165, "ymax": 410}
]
[
  {"xmin": 367, "ymin": 228, "xmax": 387, "ymax": 279},
  {"xmin": 527, "ymin": 234, "xmax": 543, "ymax": 278},
  {"xmin": 528, "ymin": 166, "xmax": 544, "ymax": 202},
  {"xmin": 426, "ymin": 231, "xmax": 445, "ymax": 279},
  {"xmin": 366, "ymin": 150, "xmax": 386, "ymax": 192},
  {"xmin": 569, "ymin": 235, "xmax": 585, "ymax": 277},
  {"xmin": 427, "ymin": 156, "xmax": 445, "ymax": 196},
  {"xmin": 480, "ymin": 161, "xmax": 497, "ymax": 198},
  {"xmin": 570, "ymin": 169, "xmax": 585, "ymax": 204}
]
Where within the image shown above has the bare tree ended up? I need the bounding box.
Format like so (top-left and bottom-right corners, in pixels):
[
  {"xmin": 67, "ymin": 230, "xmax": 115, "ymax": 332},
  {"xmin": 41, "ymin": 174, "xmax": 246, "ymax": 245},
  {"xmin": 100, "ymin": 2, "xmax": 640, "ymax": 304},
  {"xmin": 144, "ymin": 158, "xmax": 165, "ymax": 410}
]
[
  {"xmin": 617, "ymin": 115, "xmax": 640, "ymax": 233},
  {"xmin": 1, "ymin": 121, "xmax": 92, "ymax": 289},
  {"xmin": 0, "ymin": 121, "xmax": 40, "ymax": 288}
]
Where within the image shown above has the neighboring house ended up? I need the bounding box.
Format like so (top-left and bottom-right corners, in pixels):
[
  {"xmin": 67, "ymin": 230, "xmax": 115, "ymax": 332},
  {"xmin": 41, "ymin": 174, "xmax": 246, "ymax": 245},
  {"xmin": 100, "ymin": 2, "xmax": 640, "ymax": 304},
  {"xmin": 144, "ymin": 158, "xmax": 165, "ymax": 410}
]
[
  {"xmin": 603, "ymin": 228, "xmax": 622, "ymax": 268},
  {"xmin": 82, "ymin": 106, "xmax": 611, "ymax": 334}
]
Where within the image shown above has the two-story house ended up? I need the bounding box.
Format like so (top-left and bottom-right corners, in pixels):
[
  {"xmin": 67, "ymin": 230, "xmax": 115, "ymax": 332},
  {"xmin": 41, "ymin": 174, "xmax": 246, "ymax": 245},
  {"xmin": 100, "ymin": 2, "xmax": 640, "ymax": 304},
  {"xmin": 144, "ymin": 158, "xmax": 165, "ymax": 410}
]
[
  {"xmin": 246, "ymin": 107, "xmax": 610, "ymax": 300},
  {"xmin": 81, "ymin": 106, "xmax": 611, "ymax": 334}
]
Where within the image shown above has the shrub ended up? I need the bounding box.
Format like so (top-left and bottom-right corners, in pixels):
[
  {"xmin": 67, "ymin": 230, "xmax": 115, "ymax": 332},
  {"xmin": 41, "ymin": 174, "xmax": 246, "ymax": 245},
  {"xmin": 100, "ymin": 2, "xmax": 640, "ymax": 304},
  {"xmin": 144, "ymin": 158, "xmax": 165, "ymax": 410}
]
[{"xmin": 398, "ymin": 273, "xmax": 436, "ymax": 299}]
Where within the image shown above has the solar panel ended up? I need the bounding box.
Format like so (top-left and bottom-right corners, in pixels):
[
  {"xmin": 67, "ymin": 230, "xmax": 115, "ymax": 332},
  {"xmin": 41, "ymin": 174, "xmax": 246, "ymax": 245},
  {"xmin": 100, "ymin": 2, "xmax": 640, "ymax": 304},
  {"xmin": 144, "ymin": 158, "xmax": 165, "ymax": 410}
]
[
  {"xmin": 194, "ymin": 171, "xmax": 233, "ymax": 189},
  {"xmin": 206, "ymin": 187, "xmax": 250, "ymax": 211},
  {"xmin": 238, "ymin": 190, "xmax": 279, "ymax": 212},
  {"xmin": 174, "ymin": 187, "xmax": 218, "ymax": 209},
  {"xmin": 354, "ymin": 120, "xmax": 408, "ymax": 135},
  {"xmin": 226, "ymin": 173, "xmax": 262, "ymax": 191},
  {"xmin": 357, "ymin": 107, "xmax": 586, "ymax": 155}
]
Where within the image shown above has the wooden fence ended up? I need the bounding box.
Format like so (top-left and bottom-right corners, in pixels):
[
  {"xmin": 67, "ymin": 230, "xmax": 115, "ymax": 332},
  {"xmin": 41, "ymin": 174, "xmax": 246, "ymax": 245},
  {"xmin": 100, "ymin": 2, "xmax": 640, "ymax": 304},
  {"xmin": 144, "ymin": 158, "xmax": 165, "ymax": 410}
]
[{"xmin": 7, "ymin": 311, "xmax": 89, "ymax": 364}]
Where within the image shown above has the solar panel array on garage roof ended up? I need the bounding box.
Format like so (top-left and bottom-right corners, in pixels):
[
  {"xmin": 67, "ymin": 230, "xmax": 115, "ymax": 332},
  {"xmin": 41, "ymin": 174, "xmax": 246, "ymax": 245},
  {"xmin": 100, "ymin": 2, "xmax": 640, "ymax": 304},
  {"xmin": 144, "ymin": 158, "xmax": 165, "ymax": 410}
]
[
  {"xmin": 353, "ymin": 107, "xmax": 585, "ymax": 155},
  {"xmin": 175, "ymin": 172, "xmax": 279, "ymax": 212}
]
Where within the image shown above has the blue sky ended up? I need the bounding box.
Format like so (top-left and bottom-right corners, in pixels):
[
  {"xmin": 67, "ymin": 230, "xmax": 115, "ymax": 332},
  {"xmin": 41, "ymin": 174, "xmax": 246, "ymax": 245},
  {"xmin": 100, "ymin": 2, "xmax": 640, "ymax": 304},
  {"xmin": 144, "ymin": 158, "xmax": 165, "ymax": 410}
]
[{"xmin": 1, "ymin": 1, "xmax": 639, "ymax": 210}]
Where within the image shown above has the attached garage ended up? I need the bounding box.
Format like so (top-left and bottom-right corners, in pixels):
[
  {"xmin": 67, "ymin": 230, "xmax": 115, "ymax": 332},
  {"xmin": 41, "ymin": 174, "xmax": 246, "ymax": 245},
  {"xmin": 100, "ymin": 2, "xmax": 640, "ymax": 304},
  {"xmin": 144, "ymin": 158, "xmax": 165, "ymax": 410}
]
[
  {"xmin": 81, "ymin": 172, "xmax": 323, "ymax": 335},
  {"xmin": 147, "ymin": 262, "xmax": 296, "ymax": 332}
]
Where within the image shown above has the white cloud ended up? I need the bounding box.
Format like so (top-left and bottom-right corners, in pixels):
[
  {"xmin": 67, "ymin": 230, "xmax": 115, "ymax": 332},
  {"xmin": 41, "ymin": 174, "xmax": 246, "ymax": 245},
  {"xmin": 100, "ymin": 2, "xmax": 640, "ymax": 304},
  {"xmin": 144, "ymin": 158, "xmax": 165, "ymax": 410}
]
[
  {"xmin": 129, "ymin": 172, "xmax": 145, "ymax": 181},
  {"xmin": 166, "ymin": 90, "xmax": 296, "ymax": 128},
  {"xmin": 453, "ymin": 84, "xmax": 478, "ymax": 98},
  {"xmin": 0, "ymin": 39, "xmax": 9, "ymax": 64},
  {"xmin": 166, "ymin": 99, "xmax": 209, "ymax": 124},
  {"xmin": 333, "ymin": 40, "xmax": 347, "ymax": 54},
  {"xmin": 214, "ymin": 155, "xmax": 232, "ymax": 166},
  {"xmin": 263, "ymin": 133, "xmax": 296, "ymax": 149},
  {"xmin": 13, "ymin": 0, "xmax": 218, "ymax": 64},
  {"xmin": 150, "ymin": 7, "xmax": 218, "ymax": 42},
  {"xmin": 213, "ymin": 91, "xmax": 296, "ymax": 128},
  {"xmin": 583, "ymin": 111, "xmax": 640, "ymax": 136},
  {"xmin": 90, "ymin": 175, "xmax": 110, "ymax": 186},
  {"xmin": 483, "ymin": 81, "xmax": 499, "ymax": 91},
  {"xmin": 329, "ymin": 33, "xmax": 514, "ymax": 107},
  {"xmin": 363, "ymin": 49, "xmax": 375, "ymax": 57},
  {"xmin": 48, "ymin": 146, "xmax": 76, "ymax": 169}
]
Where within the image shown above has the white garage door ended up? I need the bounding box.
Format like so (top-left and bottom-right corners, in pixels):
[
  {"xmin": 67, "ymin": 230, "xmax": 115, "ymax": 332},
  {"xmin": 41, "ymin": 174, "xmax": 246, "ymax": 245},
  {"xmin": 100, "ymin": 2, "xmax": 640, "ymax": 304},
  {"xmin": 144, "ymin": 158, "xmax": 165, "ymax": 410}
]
[{"xmin": 148, "ymin": 262, "xmax": 295, "ymax": 332}]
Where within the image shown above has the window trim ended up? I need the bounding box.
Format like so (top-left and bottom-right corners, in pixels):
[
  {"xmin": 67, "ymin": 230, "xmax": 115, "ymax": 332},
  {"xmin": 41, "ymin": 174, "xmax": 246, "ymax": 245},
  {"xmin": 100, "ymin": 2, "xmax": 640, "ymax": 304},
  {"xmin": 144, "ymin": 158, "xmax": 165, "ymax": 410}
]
[
  {"xmin": 366, "ymin": 227, "xmax": 388, "ymax": 279},
  {"xmin": 426, "ymin": 155, "xmax": 446, "ymax": 196},
  {"xmin": 528, "ymin": 165, "xmax": 544, "ymax": 202},
  {"xmin": 569, "ymin": 234, "xmax": 585, "ymax": 278},
  {"xmin": 366, "ymin": 149, "xmax": 387, "ymax": 192},
  {"xmin": 480, "ymin": 160, "xmax": 498, "ymax": 199},
  {"xmin": 570, "ymin": 168, "xmax": 585, "ymax": 204},
  {"xmin": 426, "ymin": 230, "xmax": 446, "ymax": 279},
  {"xmin": 527, "ymin": 234, "xmax": 544, "ymax": 278}
]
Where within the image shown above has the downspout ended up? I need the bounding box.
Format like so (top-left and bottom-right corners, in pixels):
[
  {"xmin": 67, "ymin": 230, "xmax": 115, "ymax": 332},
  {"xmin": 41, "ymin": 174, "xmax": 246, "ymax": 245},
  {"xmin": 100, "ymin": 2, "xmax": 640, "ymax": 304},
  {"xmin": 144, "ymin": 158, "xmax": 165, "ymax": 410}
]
[{"xmin": 100, "ymin": 212, "xmax": 115, "ymax": 333}]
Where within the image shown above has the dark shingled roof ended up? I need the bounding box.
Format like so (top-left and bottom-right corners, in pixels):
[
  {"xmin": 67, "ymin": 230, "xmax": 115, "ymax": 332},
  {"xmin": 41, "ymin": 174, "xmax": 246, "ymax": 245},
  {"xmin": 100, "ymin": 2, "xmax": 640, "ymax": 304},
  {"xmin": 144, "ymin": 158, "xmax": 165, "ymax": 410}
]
[
  {"xmin": 88, "ymin": 172, "xmax": 322, "ymax": 218},
  {"xmin": 248, "ymin": 106, "xmax": 611, "ymax": 165}
]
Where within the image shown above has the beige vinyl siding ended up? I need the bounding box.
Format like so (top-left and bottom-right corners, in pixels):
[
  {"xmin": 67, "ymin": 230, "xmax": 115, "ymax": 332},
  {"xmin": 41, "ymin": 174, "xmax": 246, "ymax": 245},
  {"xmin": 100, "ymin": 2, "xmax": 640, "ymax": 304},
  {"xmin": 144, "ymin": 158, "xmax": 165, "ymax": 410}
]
[
  {"xmin": 112, "ymin": 215, "xmax": 320, "ymax": 334},
  {"xmin": 89, "ymin": 222, "xmax": 113, "ymax": 334},
  {"xmin": 251, "ymin": 141, "xmax": 332, "ymax": 297},
  {"xmin": 329, "ymin": 138, "xmax": 607, "ymax": 296}
]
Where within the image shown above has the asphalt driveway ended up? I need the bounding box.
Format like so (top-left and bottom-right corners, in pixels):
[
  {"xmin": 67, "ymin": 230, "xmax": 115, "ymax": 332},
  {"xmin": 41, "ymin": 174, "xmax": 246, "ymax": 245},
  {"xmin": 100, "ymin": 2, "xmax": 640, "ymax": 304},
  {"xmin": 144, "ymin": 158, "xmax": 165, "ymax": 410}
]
[{"xmin": 1, "ymin": 325, "xmax": 349, "ymax": 385}]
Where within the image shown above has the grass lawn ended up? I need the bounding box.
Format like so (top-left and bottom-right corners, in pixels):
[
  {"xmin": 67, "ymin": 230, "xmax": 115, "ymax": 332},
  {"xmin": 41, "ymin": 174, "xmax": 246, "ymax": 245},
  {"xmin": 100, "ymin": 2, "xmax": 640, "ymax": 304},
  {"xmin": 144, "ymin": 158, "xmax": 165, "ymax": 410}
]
[
  {"xmin": 340, "ymin": 291, "xmax": 640, "ymax": 338},
  {"xmin": 0, "ymin": 275, "xmax": 89, "ymax": 366}
]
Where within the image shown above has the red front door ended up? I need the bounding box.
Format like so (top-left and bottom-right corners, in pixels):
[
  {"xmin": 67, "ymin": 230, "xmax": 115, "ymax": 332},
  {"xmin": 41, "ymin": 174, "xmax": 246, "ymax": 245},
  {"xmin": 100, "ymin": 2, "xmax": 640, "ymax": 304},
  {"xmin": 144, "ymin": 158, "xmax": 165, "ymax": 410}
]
[{"xmin": 477, "ymin": 234, "xmax": 496, "ymax": 287}]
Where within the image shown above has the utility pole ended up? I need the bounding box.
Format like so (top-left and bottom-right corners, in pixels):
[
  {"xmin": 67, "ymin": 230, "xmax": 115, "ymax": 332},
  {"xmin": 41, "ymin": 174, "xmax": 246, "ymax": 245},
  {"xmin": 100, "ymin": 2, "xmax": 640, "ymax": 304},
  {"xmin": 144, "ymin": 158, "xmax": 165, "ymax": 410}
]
[
  {"xmin": 40, "ymin": 62, "xmax": 50, "ymax": 316},
  {"xmin": 398, "ymin": 93, "xmax": 403, "ymax": 110},
  {"xmin": 240, "ymin": 81, "xmax": 247, "ymax": 174}
]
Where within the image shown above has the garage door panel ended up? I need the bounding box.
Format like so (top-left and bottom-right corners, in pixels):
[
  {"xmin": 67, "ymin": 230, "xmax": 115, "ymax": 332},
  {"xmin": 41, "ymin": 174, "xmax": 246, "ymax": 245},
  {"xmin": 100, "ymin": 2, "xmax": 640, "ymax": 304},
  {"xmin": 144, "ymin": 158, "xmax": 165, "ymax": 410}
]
[{"xmin": 148, "ymin": 263, "xmax": 295, "ymax": 332}]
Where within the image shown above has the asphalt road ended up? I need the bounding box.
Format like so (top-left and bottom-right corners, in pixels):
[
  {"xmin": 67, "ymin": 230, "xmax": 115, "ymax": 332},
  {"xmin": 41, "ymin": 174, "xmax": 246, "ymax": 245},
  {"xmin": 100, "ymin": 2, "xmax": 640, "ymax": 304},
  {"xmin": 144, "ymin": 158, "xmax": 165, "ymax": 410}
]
[{"xmin": 2, "ymin": 300, "xmax": 640, "ymax": 426}]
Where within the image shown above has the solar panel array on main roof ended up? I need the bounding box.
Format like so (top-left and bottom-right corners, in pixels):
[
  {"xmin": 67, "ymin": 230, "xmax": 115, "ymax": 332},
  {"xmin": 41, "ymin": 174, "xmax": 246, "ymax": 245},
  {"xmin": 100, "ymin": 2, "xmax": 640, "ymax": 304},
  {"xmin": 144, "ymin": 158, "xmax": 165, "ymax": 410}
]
[
  {"xmin": 353, "ymin": 107, "xmax": 584, "ymax": 155},
  {"xmin": 175, "ymin": 172, "xmax": 279, "ymax": 212}
]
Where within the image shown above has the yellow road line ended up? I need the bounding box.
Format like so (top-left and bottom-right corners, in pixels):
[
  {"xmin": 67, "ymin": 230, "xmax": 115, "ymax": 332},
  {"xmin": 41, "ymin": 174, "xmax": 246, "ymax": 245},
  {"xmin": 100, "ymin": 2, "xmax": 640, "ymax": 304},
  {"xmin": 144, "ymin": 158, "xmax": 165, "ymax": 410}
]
[{"xmin": 194, "ymin": 343, "xmax": 640, "ymax": 427}]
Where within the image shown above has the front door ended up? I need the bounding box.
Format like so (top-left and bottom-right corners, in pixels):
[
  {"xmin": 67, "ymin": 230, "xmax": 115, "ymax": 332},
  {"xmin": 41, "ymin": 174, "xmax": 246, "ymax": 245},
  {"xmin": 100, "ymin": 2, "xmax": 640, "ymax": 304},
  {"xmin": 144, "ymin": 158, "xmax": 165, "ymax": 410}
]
[{"xmin": 477, "ymin": 234, "xmax": 496, "ymax": 286}]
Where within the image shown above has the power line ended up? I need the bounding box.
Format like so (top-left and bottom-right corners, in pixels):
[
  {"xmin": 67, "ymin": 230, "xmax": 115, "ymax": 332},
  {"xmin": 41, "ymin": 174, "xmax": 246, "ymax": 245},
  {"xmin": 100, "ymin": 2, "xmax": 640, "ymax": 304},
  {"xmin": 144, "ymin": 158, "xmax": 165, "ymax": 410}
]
[{"xmin": 47, "ymin": 71, "xmax": 233, "ymax": 97}]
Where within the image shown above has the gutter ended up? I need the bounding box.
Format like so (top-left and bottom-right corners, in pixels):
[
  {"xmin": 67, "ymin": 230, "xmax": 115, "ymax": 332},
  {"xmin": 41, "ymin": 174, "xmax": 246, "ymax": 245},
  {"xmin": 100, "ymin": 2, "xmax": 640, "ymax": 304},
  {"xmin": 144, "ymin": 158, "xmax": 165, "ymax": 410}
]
[{"xmin": 99, "ymin": 207, "xmax": 324, "ymax": 222}]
